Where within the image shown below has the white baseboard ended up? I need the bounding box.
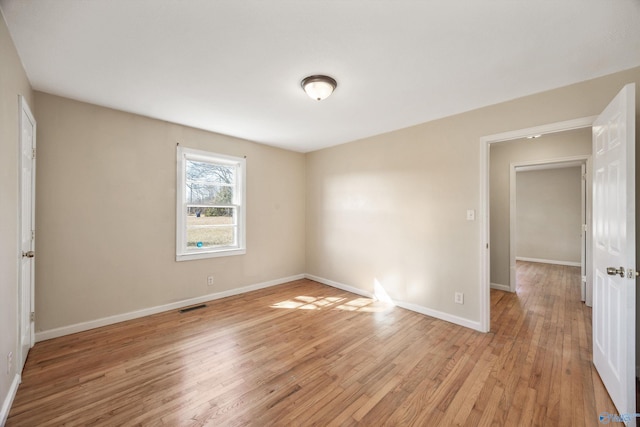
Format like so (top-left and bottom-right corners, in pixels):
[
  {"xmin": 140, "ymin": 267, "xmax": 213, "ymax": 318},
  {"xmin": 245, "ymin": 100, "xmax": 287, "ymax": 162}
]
[
  {"xmin": 306, "ymin": 274, "xmax": 483, "ymax": 332},
  {"xmin": 1, "ymin": 374, "xmax": 20, "ymax": 426},
  {"xmin": 393, "ymin": 300, "xmax": 483, "ymax": 332},
  {"xmin": 516, "ymin": 257, "xmax": 581, "ymax": 267},
  {"xmin": 35, "ymin": 274, "xmax": 305, "ymax": 342},
  {"xmin": 305, "ymin": 274, "xmax": 375, "ymax": 299},
  {"xmin": 490, "ymin": 283, "xmax": 511, "ymax": 292},
  {"xmin": 36, "ymin": 271, "xmax": 488, "ymax": 342}
]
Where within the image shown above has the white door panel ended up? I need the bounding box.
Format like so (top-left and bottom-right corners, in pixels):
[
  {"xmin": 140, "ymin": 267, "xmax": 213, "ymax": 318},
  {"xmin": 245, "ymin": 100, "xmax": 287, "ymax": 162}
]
[
  {"xmin": 592, "ymin": 83, "xmax": 635, "ymax": 423},
  {"xmin": 19, "ymin": 96, "xmax": 36, "ymax": 370}
]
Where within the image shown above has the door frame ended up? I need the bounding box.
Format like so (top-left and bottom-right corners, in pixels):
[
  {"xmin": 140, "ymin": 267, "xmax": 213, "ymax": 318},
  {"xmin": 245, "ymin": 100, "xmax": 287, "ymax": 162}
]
[
  {"xmin": 479, "ymin": 116, "xmax": 597, "ymax": 332},
  {"xmin": 508, "ymin": 156, "xmax": 591, "ymax": 295},
  {"xmin": 17, "ymin": 95, "xmax": 36, "ymax": 371}
]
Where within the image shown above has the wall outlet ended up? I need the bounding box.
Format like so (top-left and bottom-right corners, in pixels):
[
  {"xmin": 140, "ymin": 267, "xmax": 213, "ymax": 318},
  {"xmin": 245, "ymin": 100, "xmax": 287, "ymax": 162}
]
[
  {"xmin": 207, "ymin": 276, "xmax": 214, "ymax": 286},
  {"xmin": 454, "ymin": 292, "xmax": 464, "ymax": 304},
  {"xmin": 466, "ymin": 209, "xmax": 475, "ymax": 221},
  {"xmin": 7, "ymin": 351, "xmax": 12, "ymax": 375}
]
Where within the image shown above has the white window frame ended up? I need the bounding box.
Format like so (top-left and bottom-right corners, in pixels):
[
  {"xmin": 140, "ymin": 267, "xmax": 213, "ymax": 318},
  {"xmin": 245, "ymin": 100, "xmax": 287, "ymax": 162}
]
[{"xmin": 176, "ymin": 147, "xmax": 246, "ymax": 261}]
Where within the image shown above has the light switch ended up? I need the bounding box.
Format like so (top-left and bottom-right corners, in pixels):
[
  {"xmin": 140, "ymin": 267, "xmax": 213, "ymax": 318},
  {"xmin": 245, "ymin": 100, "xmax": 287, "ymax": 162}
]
[{"xmin": 466, "ymin": 209, "xmax": 475, "ymax": 221}]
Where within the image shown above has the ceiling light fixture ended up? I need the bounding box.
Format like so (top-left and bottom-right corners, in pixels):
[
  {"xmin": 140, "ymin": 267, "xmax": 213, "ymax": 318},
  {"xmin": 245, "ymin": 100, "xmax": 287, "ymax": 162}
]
[
  {"xmin": 527, "ymin": 134, "xmax": 542, "ymax": 139},
  {"xmin": 301, "ymin": 75, "xmax": 337, "ymax": 101}
]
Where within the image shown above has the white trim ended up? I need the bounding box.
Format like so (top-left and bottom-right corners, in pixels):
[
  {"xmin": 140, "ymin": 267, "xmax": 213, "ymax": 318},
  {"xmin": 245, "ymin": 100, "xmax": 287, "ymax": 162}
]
[
  {"xmin": 581, "ymin": 163, "xmax": 586, "ymax": 303},
  {"xmin": 305, "ymin": 274, "xmax": 375, "ymax": 299},
  {"xmin": 480, "ymin": 116, "xmax": 597, "ymax": 144},
  {"xmin": 176, "ymin": 146, "xmax": 246, "ymax": 262},
  {"xmin": 177, "ymin": 247, "xmax": 246, "ymax": 262},
  {"xmin": 515, "ymin": 257, "xmax": 581, "ymax": 267},
  {"xmin": 35, "ymin": 274, "xmax": 305, "ymax": 342},
  {"xmin": 516, "ymin": 160, "xmax": 585, "ymax": 172},
  {"xmin": 1, "ymin": 374, "xmax": 21, "ymax": 426},
  {"xmin": 479, "ymin": 116, "xmax": 597, "ymax": 333},
  {"xmin": 394, "ymin": 300, "xmax": 483, "ymax": 331},
  {"xmin": 306, "ymin": 274, "xmax": 483, "ymax": 332},
  {"xmin": 479, "ymin": 137, "xmax": 490, "ymax": 332},
  {"xmin": 35, "ymin": 272, "xmax": 489, "ymax": 344},
  {"xmin": 490, "ymin": 283, "xmax": 511, "ymax": 292},
  {"xmin": 509, "ymin": 164, "xmax": 517, "ymax": 292}
]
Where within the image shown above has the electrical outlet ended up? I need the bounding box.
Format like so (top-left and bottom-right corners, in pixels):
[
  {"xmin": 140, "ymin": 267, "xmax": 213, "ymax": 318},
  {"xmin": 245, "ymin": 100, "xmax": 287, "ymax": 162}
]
[
  {"xmin": 7, "ymin": 351, "xmax": 12, "ymax": 375},
  {"xmin": 454, "ymin": 292, "xmax": 464, "ymax": 304},
  {"xmin": 207, "ymin": 276, "xmax": 214, "ymax": 286}
]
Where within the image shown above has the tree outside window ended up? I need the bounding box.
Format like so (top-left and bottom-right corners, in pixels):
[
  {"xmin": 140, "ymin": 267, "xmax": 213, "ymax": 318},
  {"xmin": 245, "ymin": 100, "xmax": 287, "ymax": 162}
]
[{"xmin": 177, "ymin": 147, "xmax": 246, "ymax": 261}]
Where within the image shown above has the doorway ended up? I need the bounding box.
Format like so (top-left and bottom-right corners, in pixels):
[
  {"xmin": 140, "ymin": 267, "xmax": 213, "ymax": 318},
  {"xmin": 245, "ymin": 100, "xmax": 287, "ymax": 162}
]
[
  {"xmin": 509, "ymin": 158, "xmax": 590, "ymax": 302},
  {"xmin": 478, "ymin": 116, "xmax": 596, "ymax": 332},
  {"xmin": 480, "ymin": 85, "xmax": 637, "ymax": 421}
]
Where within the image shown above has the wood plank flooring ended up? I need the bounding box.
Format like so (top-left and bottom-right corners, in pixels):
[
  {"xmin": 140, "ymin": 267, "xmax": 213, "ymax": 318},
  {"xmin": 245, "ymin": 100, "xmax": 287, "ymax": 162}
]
[{"xmin": 7, "ymin": 262, "xmax": 616, "ymax": 426}]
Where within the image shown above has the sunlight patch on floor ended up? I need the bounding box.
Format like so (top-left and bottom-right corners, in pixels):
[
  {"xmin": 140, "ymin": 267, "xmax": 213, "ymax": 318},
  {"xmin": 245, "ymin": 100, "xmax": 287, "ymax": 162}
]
[
  {"xmin": 271, "ymin": 296, "xmax": 346, "ymax": 310},
  {"xmin": 270, "ymin": 295, "xmax": 393, "ymax": 313}
]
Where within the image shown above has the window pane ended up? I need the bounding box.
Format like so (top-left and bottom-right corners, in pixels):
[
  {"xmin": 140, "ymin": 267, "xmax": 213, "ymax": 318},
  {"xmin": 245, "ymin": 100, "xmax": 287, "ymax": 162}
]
[
  {"xmin": 187, "ymin": 207, "xmax": 235, "ymax": 224},
  {"xmin": 186, "ymin": 207, "xmax": 236, "ymax": 248},
  {"xmin": 185, "ymin": 183, "xmax": 234, "ymax": 205},
  {"xmin": 187, "ymin": 226, "xmax": 236, "ymax": 248},
  {"xmin": 186, "ymin": 160, "xmax": 235, "ymax": 184}
]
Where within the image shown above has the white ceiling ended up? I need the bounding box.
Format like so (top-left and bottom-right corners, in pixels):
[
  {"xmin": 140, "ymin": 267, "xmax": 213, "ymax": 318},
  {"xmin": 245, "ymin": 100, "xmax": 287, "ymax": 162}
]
[{"xmin": 2, "ymin": 1, "xmax": 639, "ymax": 152}]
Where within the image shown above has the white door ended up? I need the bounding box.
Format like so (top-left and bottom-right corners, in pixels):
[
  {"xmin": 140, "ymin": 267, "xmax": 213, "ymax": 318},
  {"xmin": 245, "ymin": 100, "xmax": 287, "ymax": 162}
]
[
  {"xmin": 592, "ymin": 83, "xmax": 636, "ymax": 422},
  {"xmin": 581, "ymin": 163, "xmax": 586, "ymax": 302},
  {"xmin": 18, "ymin": 96, "xmax": 36, "ymax": 370}
]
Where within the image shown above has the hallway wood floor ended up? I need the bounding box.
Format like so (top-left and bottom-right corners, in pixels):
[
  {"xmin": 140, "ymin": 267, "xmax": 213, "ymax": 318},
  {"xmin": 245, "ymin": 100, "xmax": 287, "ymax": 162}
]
[{"xmin": 7, "ymin": 262, "xmax": 615, "ymax": 426}]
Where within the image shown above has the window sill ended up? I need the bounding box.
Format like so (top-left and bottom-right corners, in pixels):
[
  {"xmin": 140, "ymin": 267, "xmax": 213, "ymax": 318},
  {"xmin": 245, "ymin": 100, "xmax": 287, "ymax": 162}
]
[{"xmin": 176, "ymin": 248, "xmax": 246, "ymax": 262}]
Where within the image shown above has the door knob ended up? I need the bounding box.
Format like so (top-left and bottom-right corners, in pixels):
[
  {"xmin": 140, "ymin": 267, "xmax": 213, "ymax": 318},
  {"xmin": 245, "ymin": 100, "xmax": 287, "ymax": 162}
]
[
  {"xmin": 606, "ymin": 266, "xmax": 625, "ymax": 277},
  {"xmin": 22, "ymin": 250, "xmax": 35, "ymax": 258}
]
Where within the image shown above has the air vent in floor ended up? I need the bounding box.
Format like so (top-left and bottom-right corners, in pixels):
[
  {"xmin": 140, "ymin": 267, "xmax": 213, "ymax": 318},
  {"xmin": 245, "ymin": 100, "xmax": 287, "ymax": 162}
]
[{"xmin": 179, "ymin": 304, "xmax": 207, "ymax": 313}]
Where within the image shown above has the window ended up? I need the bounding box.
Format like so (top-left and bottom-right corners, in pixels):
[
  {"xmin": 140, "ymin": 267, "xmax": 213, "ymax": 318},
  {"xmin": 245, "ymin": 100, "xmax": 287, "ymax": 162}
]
[{"xmin": 176, "ymin": 147, "xmax": 246, "ymax": 261}]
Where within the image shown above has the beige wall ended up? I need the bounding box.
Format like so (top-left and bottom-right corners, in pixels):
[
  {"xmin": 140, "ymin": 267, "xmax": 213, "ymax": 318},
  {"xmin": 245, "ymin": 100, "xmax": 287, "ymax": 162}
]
[
  {"xmin": 516, "ymin": 167, "xmax": 582, "ymax": 263},
  {"xmin": 34, "ymin": 92, "xmax": 306, "ymax": 331},
  {"xmin": 307, "ymin": 66, "xmax": 640, "ymax": 326},
  {"xmin": 489, "ymin": 130, "xmax": 591, "ymax": 286},
  {"xmin": 0, "ymin": 10, "xmax": 33, "ymax": 419},
  {"xmin": 2, "ymin": 23, "xmax": 639, "ymax": 414}
]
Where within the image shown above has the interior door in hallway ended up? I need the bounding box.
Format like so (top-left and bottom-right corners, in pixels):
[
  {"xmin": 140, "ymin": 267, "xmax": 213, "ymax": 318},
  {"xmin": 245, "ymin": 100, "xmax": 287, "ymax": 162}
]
[
  {"xmin": 19, "ymin": 95, "xmax": 36, "ymax": 371},
  {"xmin": 592, "ymin": 83, "xmax": 636, "ymax": 423}
]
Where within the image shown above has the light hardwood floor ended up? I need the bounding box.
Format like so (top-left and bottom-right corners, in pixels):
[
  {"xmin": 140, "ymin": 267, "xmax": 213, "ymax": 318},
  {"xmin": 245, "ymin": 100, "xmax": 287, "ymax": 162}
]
[{"xmin": 7, "ymin": 262, "xmax": 615, "ymax": 426}]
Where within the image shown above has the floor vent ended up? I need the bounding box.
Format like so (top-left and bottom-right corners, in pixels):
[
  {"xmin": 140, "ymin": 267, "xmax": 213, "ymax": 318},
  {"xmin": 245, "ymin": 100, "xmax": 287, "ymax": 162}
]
[{"xmin": 180, "ymin": 304, "xmax": 207, "ymax": 313}]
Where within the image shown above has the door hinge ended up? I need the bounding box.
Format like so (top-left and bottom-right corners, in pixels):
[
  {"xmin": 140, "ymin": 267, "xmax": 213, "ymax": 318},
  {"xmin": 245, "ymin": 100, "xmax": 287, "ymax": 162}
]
[
  {"xmin": 582, "ymin": 224, "xmax": 588, "ymax": 232},
  {"xmin": 30, "ymin": 312, "xmax": 35, "ymax": 322},
  {"xmin": 31, "ymin": 230, "xmax": 35, "ymax": 241},
  {"xmin": 32, "ymin": 148, "xmax": 36, "ymax": 159}
]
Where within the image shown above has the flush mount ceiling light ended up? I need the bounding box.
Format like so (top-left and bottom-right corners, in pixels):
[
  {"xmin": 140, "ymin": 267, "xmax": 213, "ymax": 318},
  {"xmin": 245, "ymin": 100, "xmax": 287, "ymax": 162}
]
[{"xmin": 301, "ymin": 75, "xmax": 337, "ymax": 101}]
